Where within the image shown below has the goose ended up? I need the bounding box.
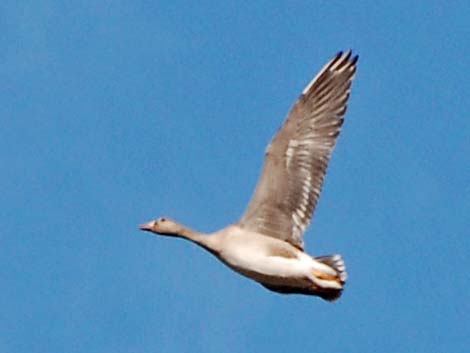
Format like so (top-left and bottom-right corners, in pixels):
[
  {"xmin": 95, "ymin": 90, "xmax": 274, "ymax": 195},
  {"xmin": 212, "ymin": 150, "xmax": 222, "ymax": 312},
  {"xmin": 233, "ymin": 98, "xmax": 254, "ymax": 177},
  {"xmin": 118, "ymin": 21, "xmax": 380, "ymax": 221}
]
[{"xmin": 140, "ymin": 51, "xmax": 358, "ymax": 301}]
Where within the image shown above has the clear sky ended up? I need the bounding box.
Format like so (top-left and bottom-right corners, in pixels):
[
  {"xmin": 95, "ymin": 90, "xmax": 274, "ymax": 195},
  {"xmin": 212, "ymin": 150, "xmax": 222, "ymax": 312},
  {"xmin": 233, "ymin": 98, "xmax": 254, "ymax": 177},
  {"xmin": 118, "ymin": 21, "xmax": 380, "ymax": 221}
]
[{"xmin": 2, "ymin": 1, "xmax": 469, "ymax": 353}]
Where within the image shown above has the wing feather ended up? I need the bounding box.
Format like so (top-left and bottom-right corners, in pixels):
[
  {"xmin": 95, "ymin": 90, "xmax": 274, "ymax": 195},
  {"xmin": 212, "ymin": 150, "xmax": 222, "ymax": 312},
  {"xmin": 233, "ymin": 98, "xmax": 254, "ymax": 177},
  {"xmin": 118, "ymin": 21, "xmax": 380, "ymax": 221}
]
[{"xmin": 237, "ymin": 51, "xmax": 358, "ymax": 249}]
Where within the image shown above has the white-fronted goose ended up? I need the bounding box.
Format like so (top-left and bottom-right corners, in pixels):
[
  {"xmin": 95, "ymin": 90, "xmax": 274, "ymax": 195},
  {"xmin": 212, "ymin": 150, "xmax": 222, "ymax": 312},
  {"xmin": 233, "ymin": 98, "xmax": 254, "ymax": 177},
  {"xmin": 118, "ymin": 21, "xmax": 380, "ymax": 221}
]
[{"xmin": 140, "ymin": 51, "xmax": 358, "ymax": 301}]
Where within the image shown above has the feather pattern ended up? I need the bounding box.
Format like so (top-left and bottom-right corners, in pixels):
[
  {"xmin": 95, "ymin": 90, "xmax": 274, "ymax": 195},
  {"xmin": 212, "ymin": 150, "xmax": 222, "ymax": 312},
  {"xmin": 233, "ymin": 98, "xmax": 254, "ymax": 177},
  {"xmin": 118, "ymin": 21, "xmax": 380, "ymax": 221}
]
[{"xmin": 238, "ymin": 51, "xmax": 358, "ymax": 249}]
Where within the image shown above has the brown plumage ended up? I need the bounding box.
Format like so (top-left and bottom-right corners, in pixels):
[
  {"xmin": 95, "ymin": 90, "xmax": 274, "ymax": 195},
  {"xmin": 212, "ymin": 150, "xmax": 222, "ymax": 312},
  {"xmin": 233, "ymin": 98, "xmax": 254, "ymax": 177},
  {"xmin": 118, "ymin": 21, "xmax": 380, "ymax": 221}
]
[{"xmin": 140, "ymin": 51, "xmax": 358, "ymax": 301}]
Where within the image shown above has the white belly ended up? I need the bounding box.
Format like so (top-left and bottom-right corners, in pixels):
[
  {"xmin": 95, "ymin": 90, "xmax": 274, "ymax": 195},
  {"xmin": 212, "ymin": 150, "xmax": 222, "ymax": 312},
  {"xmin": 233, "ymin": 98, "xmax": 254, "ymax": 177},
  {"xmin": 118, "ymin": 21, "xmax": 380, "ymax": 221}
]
[
  {"xmin": 217, "ymin": 234, "xmax": 311, "ymax": 285},
  {"xmin": 208, "ymin": 226, "xmax": 340, "ymax": 290}
]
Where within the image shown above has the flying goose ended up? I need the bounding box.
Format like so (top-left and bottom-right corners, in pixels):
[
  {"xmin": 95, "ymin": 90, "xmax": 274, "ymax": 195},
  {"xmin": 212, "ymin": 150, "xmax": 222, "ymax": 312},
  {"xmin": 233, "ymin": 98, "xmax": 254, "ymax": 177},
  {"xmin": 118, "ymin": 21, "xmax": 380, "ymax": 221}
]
[{"xmin": 140, "ymin": 51, "xmax": 358, "ymax": 301}]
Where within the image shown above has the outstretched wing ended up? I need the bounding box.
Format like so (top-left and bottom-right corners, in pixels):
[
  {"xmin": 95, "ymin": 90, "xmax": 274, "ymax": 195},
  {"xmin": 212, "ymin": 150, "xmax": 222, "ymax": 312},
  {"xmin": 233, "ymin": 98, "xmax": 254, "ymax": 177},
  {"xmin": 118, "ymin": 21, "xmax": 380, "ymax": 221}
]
[{"xmin": 238, "ymin": 51, "xmax": 358, "ymax": 249}]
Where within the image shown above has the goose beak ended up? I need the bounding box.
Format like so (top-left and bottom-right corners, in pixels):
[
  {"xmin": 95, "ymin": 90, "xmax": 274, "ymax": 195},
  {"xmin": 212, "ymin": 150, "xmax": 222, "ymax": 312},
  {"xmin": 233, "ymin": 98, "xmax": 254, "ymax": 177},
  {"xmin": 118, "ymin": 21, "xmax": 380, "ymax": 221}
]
[{"xmin": 139, "ymin": 222, "xmax": 153, "ymax": 232}]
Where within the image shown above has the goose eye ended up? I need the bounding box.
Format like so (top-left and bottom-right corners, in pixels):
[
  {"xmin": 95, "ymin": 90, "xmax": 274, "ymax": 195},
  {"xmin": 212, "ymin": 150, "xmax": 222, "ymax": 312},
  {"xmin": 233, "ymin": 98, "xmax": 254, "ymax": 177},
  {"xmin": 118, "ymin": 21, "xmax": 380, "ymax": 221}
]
[{"xmin": 160, "ymin": 218, "xmax": 166, "ymax": 222}]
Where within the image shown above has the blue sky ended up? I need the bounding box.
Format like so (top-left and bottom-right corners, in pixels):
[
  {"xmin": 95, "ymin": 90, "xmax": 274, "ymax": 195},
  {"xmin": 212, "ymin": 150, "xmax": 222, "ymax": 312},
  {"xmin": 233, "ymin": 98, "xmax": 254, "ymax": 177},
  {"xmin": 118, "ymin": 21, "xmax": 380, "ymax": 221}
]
[{"xmin": 2, "ymin": 1, "xmax": 469, "ymax": 352}]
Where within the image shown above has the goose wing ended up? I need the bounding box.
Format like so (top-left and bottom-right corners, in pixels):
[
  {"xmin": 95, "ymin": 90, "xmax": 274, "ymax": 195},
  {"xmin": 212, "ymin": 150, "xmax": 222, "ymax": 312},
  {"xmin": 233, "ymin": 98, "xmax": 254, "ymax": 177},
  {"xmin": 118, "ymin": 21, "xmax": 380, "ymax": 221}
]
[{"xmin": 238, "ymin": 51, "xmax": 358, "ymax": 249}]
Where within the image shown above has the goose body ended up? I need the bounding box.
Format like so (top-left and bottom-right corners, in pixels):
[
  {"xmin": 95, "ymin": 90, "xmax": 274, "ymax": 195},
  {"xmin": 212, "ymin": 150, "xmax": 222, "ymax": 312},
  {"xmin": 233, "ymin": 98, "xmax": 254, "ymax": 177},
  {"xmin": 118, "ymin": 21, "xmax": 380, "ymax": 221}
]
[
  {"xmin": 140, "ymin": 51, "xmax": 358, "ymax": 301},
  {"xmin": 209, "ymin": 225, "xmax": 345, "ymax": 293}
]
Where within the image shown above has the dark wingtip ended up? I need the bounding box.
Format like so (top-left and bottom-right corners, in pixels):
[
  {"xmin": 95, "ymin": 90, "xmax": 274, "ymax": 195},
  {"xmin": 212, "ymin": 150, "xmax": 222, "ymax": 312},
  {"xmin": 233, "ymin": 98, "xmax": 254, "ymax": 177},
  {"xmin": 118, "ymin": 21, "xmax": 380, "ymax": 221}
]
[
  {"xmin": 351, "ymin": 54, "xmax": 359, "ymax": 65},
  {"xmin": 337, "ymin": 50, "xmax": 359, "ymax": 66}
]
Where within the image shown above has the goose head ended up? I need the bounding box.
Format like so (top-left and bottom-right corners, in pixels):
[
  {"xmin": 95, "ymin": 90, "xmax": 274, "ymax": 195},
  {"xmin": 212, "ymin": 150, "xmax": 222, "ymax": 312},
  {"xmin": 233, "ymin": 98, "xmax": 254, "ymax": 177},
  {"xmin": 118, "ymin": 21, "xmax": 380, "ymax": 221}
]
[{"xmin": 139, "ymin": 217, "xmax": 183, "ymax": 237}]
